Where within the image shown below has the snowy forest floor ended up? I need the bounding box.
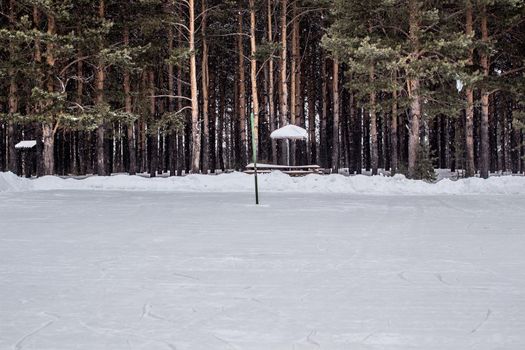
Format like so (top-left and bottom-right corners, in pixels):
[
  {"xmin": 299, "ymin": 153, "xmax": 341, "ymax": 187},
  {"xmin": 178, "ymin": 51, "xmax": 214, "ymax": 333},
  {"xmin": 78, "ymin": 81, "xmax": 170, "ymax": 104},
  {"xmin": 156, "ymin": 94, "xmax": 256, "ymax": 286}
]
[{"xmin": 1, "ymin": 189, "xmax": 525, "ymax": 350}]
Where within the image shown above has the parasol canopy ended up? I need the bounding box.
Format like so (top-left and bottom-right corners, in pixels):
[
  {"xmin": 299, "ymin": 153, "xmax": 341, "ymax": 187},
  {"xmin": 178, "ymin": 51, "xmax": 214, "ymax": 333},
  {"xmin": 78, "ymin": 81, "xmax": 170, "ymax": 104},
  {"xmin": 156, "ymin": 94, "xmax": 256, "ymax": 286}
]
[{"xmin": 270, "ymin": 124, "xmax": 307, "ymax": 140}]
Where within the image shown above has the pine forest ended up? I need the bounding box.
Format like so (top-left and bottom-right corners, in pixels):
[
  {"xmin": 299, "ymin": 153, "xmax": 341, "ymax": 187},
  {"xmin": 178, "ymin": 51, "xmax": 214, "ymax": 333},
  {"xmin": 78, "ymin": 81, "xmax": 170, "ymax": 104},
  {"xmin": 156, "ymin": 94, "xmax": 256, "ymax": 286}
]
[{"xmin": 1, "ymin": 0, "xmax": 524, "ymax": 179}]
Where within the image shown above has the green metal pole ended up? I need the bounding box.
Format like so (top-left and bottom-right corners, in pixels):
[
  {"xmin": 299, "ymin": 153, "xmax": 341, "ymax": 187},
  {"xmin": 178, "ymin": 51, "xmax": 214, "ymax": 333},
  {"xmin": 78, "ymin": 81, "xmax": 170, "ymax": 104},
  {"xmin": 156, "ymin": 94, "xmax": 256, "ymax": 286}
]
[{"xmin": 250, "ymin": 112, "xmax": 259, "ymax": 205}]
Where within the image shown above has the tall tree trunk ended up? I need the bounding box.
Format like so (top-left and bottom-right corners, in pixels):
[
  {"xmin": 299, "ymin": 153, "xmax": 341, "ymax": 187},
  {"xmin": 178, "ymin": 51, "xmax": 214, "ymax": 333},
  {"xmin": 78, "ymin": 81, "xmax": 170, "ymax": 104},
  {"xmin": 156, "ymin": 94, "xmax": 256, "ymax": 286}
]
[
  {"xmin": 7, "ymin": 0, "xmax": 18, "ymax": 173},
  {"xmin": 268, "ymin": 0, "xmax": 277, "ymax": 163},
  {"xmin": 407, "ymin": 78, "xmax": 422, "ymax": 178},
  {"xmin": 407, "ymin": 0, "xmax": 422, "ymax": 178},
  {"xmin": 503, "ymin": 98, "xmax": 511, "ymax": 171},
  {"xmin": 218, "ymin": 70, "xmax": 226, "ymax": 171},
  {"xmin": 512, "ymin": 114, "xmax": 521, "ymax": 174},
  {"xmin": 42, "ymin": 124, "xmax": 54, "ymax": 175},
  {"xmin": 380, "ymin": 113, "xmax": 387, "ymax": 170},
  {"xmin": 0, "ymin": 112, "xmax": 4, "ymax": 171},
  {"xmin": 8, "ymin": 68, "xmax": 18, "ymax": 174},
  {"xmin": 177, "ymin": 60, "xmax": 184, "ymax": 176},
  {"xmin": 445, "ymin": 116, "xmax": 451, "ymax": 169},
  {"xmin": 237, "ymin": 7, "xmax": 247, "ymax": 167},
  {"xmin": 320, "ymin": 56, "xmax": 328, "ymax": 167},
  {"xmin": 123, "ymin": 25, "xmax": 137, "ymax": 175},
  {"xmin": 43, "ymin": 12, "xmax": 57, "ymax": 175},
  {"xmin": 391, "ymin": 87, "xmax": 398, "ymax": 173},
  {"xmin": 167, "ymin": 24, "xmax": 176, "ymax": 176},
  {"xmin": 96, "ymin": 0, "xmax": 107, "ymax": 176},
  {"xmin": 331, "ymin": 58, "xmax": 340, "ymax": 172},
  {"xmin": 363, "ymin": 108, "xmax": 370, "ymax": 171},
  {"xmin": 465, "ymin": 0, "xmax": 475, "ymax": 177},
  {"xmin": 479, "ymin": 3, "xmax": 490, "ymax": 179},
  {"xmin": 201, "ymin": 0, "xmax": 210, "ymax": 173},
  {"xmin": 290, "ymin": 0, "xmax": 299, "ymax": 165},
  {"xmin": 369, "ymin": 65, "xmax": 378, "ymax": 175},
  {"xmin": 521, "ymin": 131, "xmax": 525, "ymax": 174},
  {"xmin": 353, "ymin": 93, "xmax": 363, "ymax": 174},
  {"xmin": 33, "ymin": 6, "xmax": 45, "ymax": 176},
  {"xmin": 279, "ymin": 0, "xmax": 289, "ymax": 164},
  {"xmin": 74, "ymin": 45, "xmax": 83, "ymax": 176},
  {"xmin": 249, "ymin": 0, "xmax": 260, "ymax": 158},
  {"xmin": 307, "ymin": 47, "xmax": 317, "ymax": 165},
  {"xmin": 296, "ymin": 45, "xmax": 305, "ymax": 164},
  {"xmin": 209, "ymin": 65, "xmax": 217, "ymax": 172},
  {"xmin": 189, "ymin": 0, "xmax": 201, "ymax": 173},
  {"xmin": 149, "ymin": 70, "xmax": 158, "ymax": 177},
  {"xmin": 176, "ymin": 5, "xmax": 185, "ymax": 176}
]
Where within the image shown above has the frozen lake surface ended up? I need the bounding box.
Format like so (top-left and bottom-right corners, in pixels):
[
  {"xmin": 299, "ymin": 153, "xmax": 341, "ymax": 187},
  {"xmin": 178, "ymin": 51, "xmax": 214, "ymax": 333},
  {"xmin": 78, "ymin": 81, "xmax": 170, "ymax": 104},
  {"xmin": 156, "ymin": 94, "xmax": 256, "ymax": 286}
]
[{"xmin": 1, "ymin": 190, "xmax": 525, "ymax": 350}]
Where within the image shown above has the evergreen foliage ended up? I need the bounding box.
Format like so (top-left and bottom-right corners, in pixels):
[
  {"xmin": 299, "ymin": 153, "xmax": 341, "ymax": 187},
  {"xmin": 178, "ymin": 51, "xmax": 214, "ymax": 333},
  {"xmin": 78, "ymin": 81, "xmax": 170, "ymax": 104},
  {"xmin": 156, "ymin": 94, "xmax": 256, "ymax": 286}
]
[{"xmin": 0, "ymin": 0, "xmax": 524, "ymax": 178}]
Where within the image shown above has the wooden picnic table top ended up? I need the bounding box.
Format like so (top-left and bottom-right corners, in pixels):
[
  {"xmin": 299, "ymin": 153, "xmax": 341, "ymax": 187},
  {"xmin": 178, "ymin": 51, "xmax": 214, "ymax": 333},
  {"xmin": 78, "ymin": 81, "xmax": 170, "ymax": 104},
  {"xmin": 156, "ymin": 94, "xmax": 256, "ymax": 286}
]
[
  {"xmin": 245, "ymin": 163, "xmax": 320, "ymax": 169},
  {"xmin": 244, "ymin": 169, "xmax": 318, "ymax": 177}
]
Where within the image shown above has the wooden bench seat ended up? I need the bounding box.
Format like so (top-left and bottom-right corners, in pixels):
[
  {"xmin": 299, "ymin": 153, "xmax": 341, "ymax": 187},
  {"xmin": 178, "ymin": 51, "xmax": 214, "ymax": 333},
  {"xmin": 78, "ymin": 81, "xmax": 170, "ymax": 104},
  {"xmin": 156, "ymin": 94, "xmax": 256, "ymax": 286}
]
[{"xmin": 243, "ymin": 169, "xmax": 272, "ymax": 174}]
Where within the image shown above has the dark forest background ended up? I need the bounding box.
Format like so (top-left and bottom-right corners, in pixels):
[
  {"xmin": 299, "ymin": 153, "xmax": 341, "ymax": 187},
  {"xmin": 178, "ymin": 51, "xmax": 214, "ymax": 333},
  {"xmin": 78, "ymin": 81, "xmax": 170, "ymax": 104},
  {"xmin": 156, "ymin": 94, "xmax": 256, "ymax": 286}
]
[{"xmin": 1, "ymin": 0, "xmax": 524, "ymax": 179}]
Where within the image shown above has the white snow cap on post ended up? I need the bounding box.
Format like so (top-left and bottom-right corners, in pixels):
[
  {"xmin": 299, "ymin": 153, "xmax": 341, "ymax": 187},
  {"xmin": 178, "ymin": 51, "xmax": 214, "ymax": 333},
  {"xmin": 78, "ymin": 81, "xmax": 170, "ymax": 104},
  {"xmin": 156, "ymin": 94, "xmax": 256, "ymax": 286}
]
[{"xmin": 270, "ymin": 124, "xmax": 307, "ymax": 140}]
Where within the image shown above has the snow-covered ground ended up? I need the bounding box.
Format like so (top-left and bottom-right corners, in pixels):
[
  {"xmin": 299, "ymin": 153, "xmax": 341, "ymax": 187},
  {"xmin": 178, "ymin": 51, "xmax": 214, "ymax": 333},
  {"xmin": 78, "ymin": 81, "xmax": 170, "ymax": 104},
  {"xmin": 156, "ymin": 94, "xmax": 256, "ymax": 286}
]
[
  {"xmin": 2, "ymin": 171, "xmax": 525, "ymax": 195},
  {"xmin": 1, "ymin": 173, "xmax": 525, "ymax": 349}
]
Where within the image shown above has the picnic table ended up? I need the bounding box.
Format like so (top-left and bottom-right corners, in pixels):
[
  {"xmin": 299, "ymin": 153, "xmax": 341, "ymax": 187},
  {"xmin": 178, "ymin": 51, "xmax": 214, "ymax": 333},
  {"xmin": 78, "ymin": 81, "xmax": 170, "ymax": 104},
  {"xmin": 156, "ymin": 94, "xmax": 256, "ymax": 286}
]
[{"xmin": 244, "ymin": 163, "xmax": 324, "ymax": 176}]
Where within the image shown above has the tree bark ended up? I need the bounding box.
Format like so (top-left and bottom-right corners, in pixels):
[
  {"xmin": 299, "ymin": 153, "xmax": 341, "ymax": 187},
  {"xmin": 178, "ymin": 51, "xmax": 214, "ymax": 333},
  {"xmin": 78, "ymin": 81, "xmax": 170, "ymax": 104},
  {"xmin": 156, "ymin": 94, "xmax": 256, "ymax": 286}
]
[
  {"xmin": 307, "ymin": 46, "xmax": 317, "ymax": 165},
  {"xmin": 391, "ymin": 87, "xmax": 398, "ymax": 173},
  {"xmin": 73, "ymin": 44, "xmax": 83, "ymax": 176},
  {"xmin": 237, "ymin": 7, "xmax": 247, "ymax": 167},
  {"xmin": 209, "ymin": 62, "xmax": 217, "ymax": 173},
  {"xmin": 201, "ymin": 0, "xmax": 210, "ymax": 173},
  {"xmin": 148, "ymin": 70, "xmax": 159, "ymax": 177},
  {"xmin": 42, "ymin": 123, "xmax": 54, "ymax": 175},
  {"xmin": 290, "ymin": 0, "xmax": 299, "ymax": 165},
  {"xmin": 249, "ymin": 0, "xmax": 260, "ymax": 158},
  {"xmin": 177, "ymin": 59, "xmax": 184, "ymax": 176},
  {"xmin": 479, "ymin": 3, "xmax": 490, "ymax": 179},
  {"xmin": 331, "ymin": 58, "xmax": 340, "ymax": 172},
  {"xmin": 465, "ymin": 0, "xmax": 475, "ymax": 177},
  {"xmin": 407, "ymin": 78, "xmax": 421, "ymax": 178},
  {"xmin": 32, "ymin": 6, "xmax": 45, "ymax": 176},
  {"xmin": 320, "ymin": 56, "xmax": 328, "ymax": 167},
  {"xmin": 8, "ymin": 66, "xmax": 18, "ymax": 174},
  {"xmin": 123, "ymin": 25, "xmax": 137, "ymax": 175},
  {"xmin": 7, "ymin": 0, "xmax": 18, "ymax": 174},
  {"xmin": 268, "ymin": 0, "xmax": 277, "ymax": 163},
  {"xmin": 279, "ymin": 0, "xmax": 289, "ymax": 164},
  {"xmin": 176, "ymin": 5, "xmax": 185, "ymax": 176},
  {"xmin": 218, "ymin": 70, "xmax": 226, "ymax": 171},
  {"xmin": 407, "ymin": 0, "xmax": 422, "ymax": 178},
  {"xmin": 369, "ymin": 65, "xmax": 378, "ymax": 175},
  {"xmin": 42, "ymin": 11, "xmax": 57, "ymax": 175},
  {"xmin": 189, "ymin": 0, "xmax": 201, "ymax": 173},
  {"xmin": 96, "ymin": 0, "xmax": 107, "ymax": 176},
  {"xmin": 0, "ymin": 112, "xmax": 4, "ymax": 171},
  {"xmin": 167, "ymin": 23, "xmax": 176, "ymax": 176}
]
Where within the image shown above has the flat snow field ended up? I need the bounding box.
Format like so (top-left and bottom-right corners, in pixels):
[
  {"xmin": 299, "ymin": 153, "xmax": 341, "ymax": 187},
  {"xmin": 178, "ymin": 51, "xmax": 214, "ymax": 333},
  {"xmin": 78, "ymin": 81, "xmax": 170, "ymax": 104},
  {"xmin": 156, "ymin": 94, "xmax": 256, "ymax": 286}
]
[{"xmin": 1, "ymin": 189, "xmax": 525, "ymax": 350}]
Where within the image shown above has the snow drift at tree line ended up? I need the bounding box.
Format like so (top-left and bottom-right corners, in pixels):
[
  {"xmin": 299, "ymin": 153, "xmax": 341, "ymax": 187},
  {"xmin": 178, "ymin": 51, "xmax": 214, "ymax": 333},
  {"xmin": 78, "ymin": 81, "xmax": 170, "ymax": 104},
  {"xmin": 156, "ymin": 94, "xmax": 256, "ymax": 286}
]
[{"xmin": 1, "ymin": 171, "xmax": 525, "ymax": 195}]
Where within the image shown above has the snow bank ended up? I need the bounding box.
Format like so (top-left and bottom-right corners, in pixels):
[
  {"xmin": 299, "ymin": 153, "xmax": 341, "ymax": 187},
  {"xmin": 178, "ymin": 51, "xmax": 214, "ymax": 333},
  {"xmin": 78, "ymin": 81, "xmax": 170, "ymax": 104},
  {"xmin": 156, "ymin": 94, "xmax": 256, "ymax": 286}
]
[
  {"xmin": 0, "ymin": 172, "xmax": 34, "ymax": 192},
  {"xmin": 1, "ymin": 171, "xmax": 525, "ymax": 195}
]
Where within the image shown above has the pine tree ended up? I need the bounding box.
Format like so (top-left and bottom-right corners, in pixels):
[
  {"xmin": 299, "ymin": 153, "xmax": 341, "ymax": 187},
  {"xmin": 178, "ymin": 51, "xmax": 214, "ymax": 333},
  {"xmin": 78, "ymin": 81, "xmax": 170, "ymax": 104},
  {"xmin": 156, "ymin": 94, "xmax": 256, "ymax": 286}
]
[{"xmin": 1, "ymin": 0, "xmax": 523, "ymax": 178}]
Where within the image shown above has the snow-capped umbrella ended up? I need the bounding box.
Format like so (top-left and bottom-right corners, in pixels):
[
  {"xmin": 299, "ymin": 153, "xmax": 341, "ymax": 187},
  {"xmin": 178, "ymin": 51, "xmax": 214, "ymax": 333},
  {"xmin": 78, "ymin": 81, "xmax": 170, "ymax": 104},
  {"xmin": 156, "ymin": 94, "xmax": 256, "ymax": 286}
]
[
  {"xmin": 270, "ymin": 124, "xmax": 307, "ymax": 140},
  {"xmin": 270, "ymin": 125, "xmax": 307, "ymax": 166}
]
